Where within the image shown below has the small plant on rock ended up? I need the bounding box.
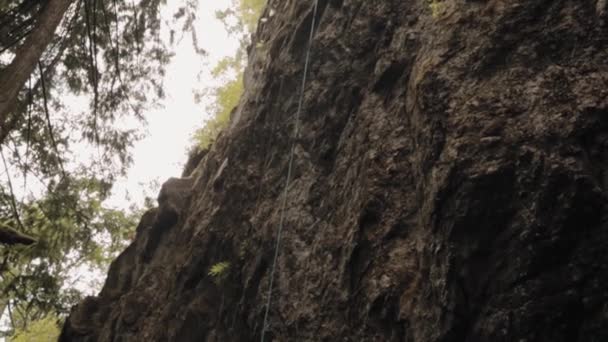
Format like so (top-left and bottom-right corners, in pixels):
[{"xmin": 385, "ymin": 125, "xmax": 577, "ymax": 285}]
[
  {"xmin": 208, "ymin": 261, "xmax": 231, "ymax": 285},
  {"xmin": 428, "ymin": 0, "xmax": 445, "ymax": 18}
]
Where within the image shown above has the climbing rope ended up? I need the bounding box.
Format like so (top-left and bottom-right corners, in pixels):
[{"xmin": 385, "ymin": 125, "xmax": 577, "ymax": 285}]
[{"xmin": 261, "ymin": 1, "xmax": 319, "ymax": 341}]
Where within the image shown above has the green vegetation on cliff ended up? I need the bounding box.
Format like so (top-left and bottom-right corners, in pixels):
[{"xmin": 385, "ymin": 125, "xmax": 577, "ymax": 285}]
[{"xmin": 193, "ymin": 0, "xmax": 266, "ymax": 150}]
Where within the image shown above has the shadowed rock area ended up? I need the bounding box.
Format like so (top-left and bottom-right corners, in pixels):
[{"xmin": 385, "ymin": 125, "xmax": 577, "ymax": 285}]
[{"xmin": 61, "ymin": 0, "xmax": 608, "ymax": 341}]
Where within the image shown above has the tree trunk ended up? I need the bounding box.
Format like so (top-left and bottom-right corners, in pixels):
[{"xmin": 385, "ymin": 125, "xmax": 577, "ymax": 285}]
[{"xmin": 0, "ymin": 0, "xmax": 73, "ymax": 144}]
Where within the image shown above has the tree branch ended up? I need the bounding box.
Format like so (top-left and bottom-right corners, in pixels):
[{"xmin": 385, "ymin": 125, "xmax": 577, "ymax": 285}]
[
  {"xmin": 38, "ymin": 61, "xmax": 67, "ymax": 179},
  {"xmin": 0, "ymin": 0, "xmax": 74, "ymax": 145},
  {"xmin": 0, "ymin": 146, "xmax": 35, "ymax": 246}
]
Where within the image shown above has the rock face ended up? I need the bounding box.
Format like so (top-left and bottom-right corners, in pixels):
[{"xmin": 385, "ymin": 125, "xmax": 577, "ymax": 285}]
[{"xmin": 61, "ymin": 0, "xmax": 608, "ymax": 341}]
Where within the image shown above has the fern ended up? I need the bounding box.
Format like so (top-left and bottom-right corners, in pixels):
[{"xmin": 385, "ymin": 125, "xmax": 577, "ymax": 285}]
[{"xmin": 208, "ymin": 261, "xmax": 230, "ymax": 284}]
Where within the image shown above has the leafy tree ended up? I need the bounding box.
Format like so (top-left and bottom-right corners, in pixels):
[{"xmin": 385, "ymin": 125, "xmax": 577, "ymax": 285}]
[
  {"xmin": 0, "ymin": 0, "xmax": 73, "ymax": 137},
  {"xmin": 215, "ymin": 0, "xmax": 266, "ymax": 35},
  {"xmin": 194, "ymin": 71, "xmax": 243, "ymax": 149},
  {"xmin": 0, "ymin": 174, "xmax": 142, "ymax": 328},
  {"xmin": 193, "ymin": 0, "xmax": 266, "ymax": 150},
  {"xmin": 0, "ymin": 0, "xmax": 198, "ymax": 335}
]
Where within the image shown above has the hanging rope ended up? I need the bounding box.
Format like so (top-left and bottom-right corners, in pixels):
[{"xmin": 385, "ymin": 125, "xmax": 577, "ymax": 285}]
[{"xmin": 260, "ymin": 1, "xmax": 319, "ymax": 341}]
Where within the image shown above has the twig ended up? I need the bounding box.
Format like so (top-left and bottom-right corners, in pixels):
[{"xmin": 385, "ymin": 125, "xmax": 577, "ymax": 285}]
[
  {"xmin": 38, "ymin": 61, "xmax": 67, "ymax": 180},
  {"xmin": 0, "ymin": 145, "xmax": 25, "ymax": 232},
  {"xmin": 23, "ymin": 77, "xmax": 33, "ymax": 200},
  {"xmin": 84, "ymin": 0, "xmax": 100, "ymax": 144}
]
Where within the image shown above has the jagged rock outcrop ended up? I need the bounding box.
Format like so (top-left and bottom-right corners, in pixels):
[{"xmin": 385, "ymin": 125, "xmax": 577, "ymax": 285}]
[{"xmin": 61, "ymin": 0, "xmax": 608, "ymax": 341}]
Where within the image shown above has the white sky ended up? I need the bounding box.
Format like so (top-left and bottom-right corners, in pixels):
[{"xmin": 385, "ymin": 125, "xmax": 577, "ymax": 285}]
[
  {"xmin": 69, "ymin": 0, "xmax": 241, "ymax": 295},
  {"xmin": 63, "ymin": 0, "xmax": 242, "ymax": 304},
  {"xmin": 106, "ymin": 0, "xmax": 240, "ymax": 209}
]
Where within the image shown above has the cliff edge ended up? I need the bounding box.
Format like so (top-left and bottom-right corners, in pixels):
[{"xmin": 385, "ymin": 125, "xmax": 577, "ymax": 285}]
[{"xmin": 61, "ymin": 0, "xmax": 608, "ymax": 341}]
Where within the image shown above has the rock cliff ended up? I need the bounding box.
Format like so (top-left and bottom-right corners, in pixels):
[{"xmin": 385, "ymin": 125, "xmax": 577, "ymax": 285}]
[{"xmin": 61, "ymin": 0, "xmax": 608, "ymax": 341}]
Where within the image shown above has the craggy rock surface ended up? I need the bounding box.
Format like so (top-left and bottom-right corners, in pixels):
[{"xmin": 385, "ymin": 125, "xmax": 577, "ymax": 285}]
[{"xmin": 61, "ymin": 0, "xmax": 608, "ymax": 341}]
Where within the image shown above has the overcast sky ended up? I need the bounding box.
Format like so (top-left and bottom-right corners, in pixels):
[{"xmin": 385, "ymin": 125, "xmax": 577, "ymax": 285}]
[
  {"xmin": 67, "ymin": 0, "xmax": 241, "ymax": 296},
  {"xmin": 106, "ymin": 0, "xmax": 240, "ymax": 209}
]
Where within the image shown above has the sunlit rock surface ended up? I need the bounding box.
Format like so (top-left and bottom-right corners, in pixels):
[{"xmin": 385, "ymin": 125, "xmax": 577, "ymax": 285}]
[{"xmin": 61, "ymin": 0, "xmax": 608, "ymax": 341}]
